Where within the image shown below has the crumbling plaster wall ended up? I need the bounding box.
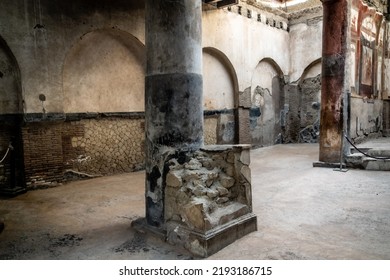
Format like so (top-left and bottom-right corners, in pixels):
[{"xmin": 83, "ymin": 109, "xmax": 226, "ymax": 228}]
[
  {"xmin": 350, "ymin": 98, "xmax": 383, "ymax": 142},
  {"xmin": 0, "ymin": 37, "xmax": 22, "ymax": 114},
  {"xmin": 0, "ymin": 0, "xmax": 147, "ymax": 188},
  {"xmin": 250, "ymin": 60, "xmax": 284, "ymax": 146},
  {"xmin": 289, "ymin": 15, "xmax": 323, "ymax": 82},
  {"xmin": 0, "ymin": 0, "xmax": 146, "ymax": 114},
  {"xmin": 203, "ymin": 4, "xmax": 290, "ymax": 145},
  {"xmin": 203, "ymin": 7, "xmax": 290, "ymax": 92},
  {"xmin": 0, "ymin": 0, "xmax": 353, "ymax": 188}
]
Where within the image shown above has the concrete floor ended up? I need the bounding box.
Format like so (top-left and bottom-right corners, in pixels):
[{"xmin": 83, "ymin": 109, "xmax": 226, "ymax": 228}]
[{"xmin": 1, "ymin": 143, "xmax": 389, "ymax": 260}]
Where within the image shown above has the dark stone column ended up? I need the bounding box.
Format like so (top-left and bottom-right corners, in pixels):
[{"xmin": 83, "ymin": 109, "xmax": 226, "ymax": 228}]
[
  {"xmin": 319, "ymin": 0, "xmax": 348, "ymax": 163},
  {"xmin": 144, "ymin": 0, "xmax": 203, "ymax": 227}
]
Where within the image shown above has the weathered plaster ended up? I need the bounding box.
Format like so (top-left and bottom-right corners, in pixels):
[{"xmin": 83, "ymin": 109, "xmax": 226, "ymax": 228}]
[
  {"xmin": 289, "ymin": 19, "xmax": 323, "ymax": 82},
  {"xmin": 0, "ymin": 0, "xmax": 145, "ymax": 114}
]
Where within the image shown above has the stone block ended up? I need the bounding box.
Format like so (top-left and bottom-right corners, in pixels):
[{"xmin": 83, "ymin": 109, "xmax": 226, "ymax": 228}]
[
  {"xmin": 241, "ymin": 165, "xmax": 251, "ymax": 183},
  {"xmin": 192, "ymin": 183, "xmax": 207, "ymax": 197},
  {"xmin": 220, "ymin": 173, "xmax": 235, "ymax": 188},
  {"xmin": 165, "ymin": 213, "xmax": 257, "ymax": 257},
  {"xmin": 185, "ymin": 158, "xmax": 202, "ymax": 170},
  {"xmin": 206, "ymin": 188, "xmax": 219, "ymax": 198},
  {"xmin": 238, "ymin": 87, "xmax": 251, "ymax": 108},
  {"xmin": 182, "ymin": 202, "xmax": 205, "ymax": 230},
  {"xmin": 216, "ymin": 197, "xmax": 229, "ymax": 204},
  {"xmin": 226, "ymin": 151, "xmax": 235, "ymax": 163},
  {"xmin": 163, "ymin": 144, "xmax": 256, "ymax": 257},
  {"xmin": 218, "ymin": 203, "xmax": 249, "ymax": 225},
  {"xmin": 216, "ymin": 184, "xmax": 229, "ymax": 196},
  {"xmin": 240, "ymin": 149, "xmax": 250, "ymax": 165},
  {"xmin": 166, "ymin": 171, "xmax": 182, "ymax": 188},
  {"xmin": 238, "ymin": 108, "xmax": 251, "ymax": 144},
  {"xmin": 183, "ymin": 170, "xmax": 200, "ymax": 181},
  {"xmin": 225, "ymin": 164, "xmax": 235, "ymax": 177}
]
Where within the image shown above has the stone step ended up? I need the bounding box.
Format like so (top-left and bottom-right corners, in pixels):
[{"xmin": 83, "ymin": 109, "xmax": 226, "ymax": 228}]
[
  {"xmin": 345, "ymin": 151, "xmax": 390, "ymax": 171},
  {"xmin": 362, "ymin": 158, "xmax": 390, "ymax": 171}
]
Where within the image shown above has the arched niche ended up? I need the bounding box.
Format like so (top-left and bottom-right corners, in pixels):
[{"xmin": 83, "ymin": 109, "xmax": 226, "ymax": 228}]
[
  {"xmin": 376, "ymin": 20, "xmax": 385, "ymax": 99},
  {"xmin": 0, "ymin": 36, "xmax": 23, "ymax": 114},
  {"xmin": 299, "ymin": 58, "xmax": 322, "ymax": 82},
  {"xmin": 0, "ymin": 35, "xmax": 25, "ymax": 195},
  {"xmin": 359, "ymin": 15, "xmax": 376, "ymax": 97},
  {"xmin": 250, "ymin": 58, "xmax": 284, "ymax": 147},
  {"xmin": 202, "ymin": 47, "xmax": 239, "ymax": 144},
  {"xmin": 297, "ymin": 59, "xmax": 322, "ymax": 143},
  {"xmin": 63, "ymin": 29, "xmax": 145, "ymax": 113},
  {"xmin": 202, "ymin": 47, "xmax": 238, "ymax": 110}
]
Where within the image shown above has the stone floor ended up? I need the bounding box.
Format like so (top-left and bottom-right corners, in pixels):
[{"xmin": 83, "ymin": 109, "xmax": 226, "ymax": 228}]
[{"xmin": 0, "ymin": 143, "xmax": 390, "ymax": 260}]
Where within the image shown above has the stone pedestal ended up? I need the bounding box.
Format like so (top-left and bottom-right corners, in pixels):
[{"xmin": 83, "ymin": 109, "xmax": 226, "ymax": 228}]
[
  {"xmin": 164, "ymin": 145, "xmax": 257, "ymax": 257},
  {"xmin": 135, "ymin": 144, "xmax": 257, "ymax": 257}
]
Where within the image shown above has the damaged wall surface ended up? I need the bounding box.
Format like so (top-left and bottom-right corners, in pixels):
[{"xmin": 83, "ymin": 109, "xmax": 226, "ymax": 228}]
[
  {"xmin": 348, "ymin": 0, "xmax": 390, "ymax": 142},
  {"xmin": 1, "ymin": 0, "xmax": 389, "ymax": 193}
]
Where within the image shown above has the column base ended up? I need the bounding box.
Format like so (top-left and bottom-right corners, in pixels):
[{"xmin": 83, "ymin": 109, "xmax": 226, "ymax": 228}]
[
  {"xmin": 132, "ymin": 213, "xmax": 257, "ymax": 258},
  {"xmin": 0, "ymin": 186, "xmax": 26, "ymax": 197},
  {"xmin": 313, "ymin": 161, "xmax": 347, "ymax": 168}
]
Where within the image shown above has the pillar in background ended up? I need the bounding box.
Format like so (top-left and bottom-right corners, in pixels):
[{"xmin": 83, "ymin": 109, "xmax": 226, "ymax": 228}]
[
  {"xmin": 144, "ymin": 0, "xmax": 203, "ymax": 227},
  {"xmin": 319, "ymin": 0, "xmax": 349, "ymax": 163}
]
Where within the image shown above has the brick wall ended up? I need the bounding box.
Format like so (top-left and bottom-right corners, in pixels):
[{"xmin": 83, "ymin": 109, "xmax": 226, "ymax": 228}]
[{"xmin": 22, "ymin": 122, "xmax": 64, "ymax": 189}]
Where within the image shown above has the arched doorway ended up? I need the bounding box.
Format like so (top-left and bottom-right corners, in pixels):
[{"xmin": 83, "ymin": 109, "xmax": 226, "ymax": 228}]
[
  {"xmin": 251, "ymin": 58, "xmax": 284, "ymax": 147},
  {"xmin": 0, "ymin": 35, "xmax": 25, "ymax": 196},
  {"xmin": 297, "ymin": 59, "xmax": 322, "ymax": 143}
]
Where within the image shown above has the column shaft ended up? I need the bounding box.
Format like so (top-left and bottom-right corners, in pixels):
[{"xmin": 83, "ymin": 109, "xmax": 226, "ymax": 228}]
[
  {"xmin": 319, "ymin": 0, "xmax": 348, "ymax": 163},
  {"xmin": 145, "ymin": 0, "xmax": 203, "ymax": 227}
]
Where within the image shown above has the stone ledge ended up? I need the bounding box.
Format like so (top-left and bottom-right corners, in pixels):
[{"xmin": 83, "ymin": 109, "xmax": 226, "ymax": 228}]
[
  {"xmin": 0, "ymin": 186, "xmax": 27, "ymax": 197},
  {"xmin": 131, "ymin": 213, "xmax": 257, "ymax": 257},
  {"xmin": 313, "ymin": 161, "xmax": 347, "ymax": 168},
  {"xmin": 167, "ymin": 213, "xmax": 257, "ymax": 257},
  {"xmin": 131, "ymin": 218, "xmax": 167, "ymax": 241},
  {"xmin": 201, "ymin": 144, "xmax": 251, "ymax": 152}
]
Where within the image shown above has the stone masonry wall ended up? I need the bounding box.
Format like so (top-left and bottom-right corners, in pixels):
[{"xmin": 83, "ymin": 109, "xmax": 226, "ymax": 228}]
[
  {"xmin": 165, "ymin": 145, "xmax": 252, "ymax": 236},
  {"xmin": 298, "ymin": 75, "xmax": 321, "ymax": 143},
  {"xmin": 64, "ymin": 118, "xmax": 145, "ymax": 176},
  {"xmin": 163, "ymin": 144, "xmax": 254, "ymax": 256},
  {"xmin": 204, "ymin": 116, "xmax": 218, "ymax": 145},
  {"xmin": 22, "ymin": 116, "xmax": 145, "ymax": 189},
  {"xmin": 204, "ymin": 111, "xmax": 237, "ymax": 145}
]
